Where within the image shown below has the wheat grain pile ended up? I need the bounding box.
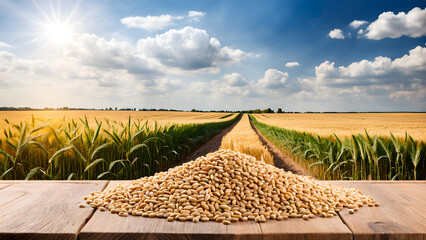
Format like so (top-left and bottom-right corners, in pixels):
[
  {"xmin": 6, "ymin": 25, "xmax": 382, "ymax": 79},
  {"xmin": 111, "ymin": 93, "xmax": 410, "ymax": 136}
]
[{"xmin": 84, "ymin": 149, "xmax": 379, "ymax": 224}]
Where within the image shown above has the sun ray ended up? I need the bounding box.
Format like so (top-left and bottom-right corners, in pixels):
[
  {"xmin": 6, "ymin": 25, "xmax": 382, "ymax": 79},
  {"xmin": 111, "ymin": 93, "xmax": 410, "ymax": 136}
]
[
  {"xmin": 65, "ymin": 0, "xmax": 82, "ymax": 23},
  {"xmin": 0, "ymin": 0, "xmax": 85, "ymax": 54},
  {"xmin": 32, "ymin": 0, "xmax": 51, "ymax": 23}
]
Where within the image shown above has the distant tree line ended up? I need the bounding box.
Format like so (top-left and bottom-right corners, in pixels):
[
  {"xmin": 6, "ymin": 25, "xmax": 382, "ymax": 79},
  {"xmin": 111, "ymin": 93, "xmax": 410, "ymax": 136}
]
[
  {"xmin": 0, "ymin": 107, "xmax": 184, "ymax": 111},
  {"xmin": 191, "ymin": 109, "xmax": 236, "ymax": 113},
  {"xmin": 0, "ymin": 107, "xmax": 96, "ymax": 111},
  {"xmin": 0, "ymin": 107, "xmax": 423, "ymax": 113},
  {"xmin": 242, "ymin": 108, "xmax": 275, "ymax": 113}
]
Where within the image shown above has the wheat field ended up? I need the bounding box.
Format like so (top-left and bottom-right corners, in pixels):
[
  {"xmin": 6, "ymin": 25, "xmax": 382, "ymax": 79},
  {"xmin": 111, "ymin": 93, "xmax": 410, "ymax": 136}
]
[
  {"xmin": 0, "ymin": 111, "xmax": 235, "ymax": 133},
  {"xmin": 251, "ymin": 114, "xmax": 425, "ymax": 180},
  {"xmin": 220, "ymin": 114, "xmax": 273, "ymax": 165},
  {"xmin": 253, "ymin": 113, "xmax": 426, "ymax": 141},
  {"xmin": 0, "ymin": 111, "xmax": 237, "ymax": 180}
]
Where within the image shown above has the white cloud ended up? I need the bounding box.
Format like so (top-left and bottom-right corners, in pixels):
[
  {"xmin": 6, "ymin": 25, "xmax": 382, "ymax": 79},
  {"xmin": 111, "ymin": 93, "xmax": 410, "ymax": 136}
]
[
  {"xmin": 121, "ymin": 11, "xmax": 206, "ymax": 31},
  {"xmin": 0, "ymin": 47, "xmax": 164, "ymax": 108},
  {"xmin": 188, "ymin": 81, "xmax": 210, "ymax": 94},
  {"xmin": 0, "ymin": 51, "xmax": 15, "ymax": 72},
  {"xmin": 349, "ymin": 20, "xmax": 368, "ymax": 29},
  {"xmin": 0, "ymin": 48, "xmax": 134, "ymax": 86},
  {"xmin": 258, "ymin": 69, "xmax": 289, "ymax": 89},
  {"xmin": 211, "ymin": 70, "xmax": 303, "ymax": 98},
  {"xmin": 137, "ymin": 26, "xmax": 251, "ymax": 71},
  {"xmin": 1, "ymin": 42, "xmax": 423, "ymax": 111},
  {"xmin": 365, "ymin": 7, "xmax": 426, "ymax": 40},
  {"xmin": 0, "ymin": 27, "xmax": 253, "ymax": 108},
  {"xmin": 65, "ymin": 34, "xmax": 162, "ymax": 76},
  {"xmin": 222, "ymin": 73, "xmax": 248, "ymax": 87},
  {"xmin": 285, "ymin": 62, "xmax": 300, "ymax": 67},
  {"xmin": 312, "ymin": 44, "xmax": 426, "ymax": 105},
  {"xmin": 212, "ymin": 73, "xmax": 250, "ymax": 96},
  {"xmin": 315, "ymin": 58, "xmax": 393, "ymax": 86},
  {"xmin": 121, "ymin": 15, "xmax": 178, "ymax": 32},
  {"xmin": 328, "ymin": 29, "xmax": 344, "ymax": 39},
  {"xmin": 137, "ymin": 78, "xmax": 183, "ymax": 94},
  {"xmin": 392, "ymin": 44, "xmax": 426, "ymax": 72},
  {"xmin": 65, "ymin": 29, "xmax": 250, "ymax": 75},
  {"xmin": 188, "ymin": 11, "xmax": 206, "ymax": 21},
  {"xmin": 294, "ymin": 78, "xmax": 315, "ymax": 91},
  {"xmin": 0, "ymin": 41, "xmax": 11, "ymax": 48},
  {"xmin": 315, "ymin": 44, "xmax": 426, "ymax": 86}
]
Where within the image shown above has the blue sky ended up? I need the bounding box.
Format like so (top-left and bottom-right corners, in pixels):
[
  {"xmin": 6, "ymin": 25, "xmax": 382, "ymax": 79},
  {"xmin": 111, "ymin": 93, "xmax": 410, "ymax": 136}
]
[{"xmin": 0, "ymin": 0, "xmax": 425, "ymax": 111}]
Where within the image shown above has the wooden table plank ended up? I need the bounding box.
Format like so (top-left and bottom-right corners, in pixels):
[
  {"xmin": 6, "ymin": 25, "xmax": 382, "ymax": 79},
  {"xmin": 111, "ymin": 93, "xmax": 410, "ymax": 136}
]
[
  {"xmin": 1, "ymin": 180, "xmax": 424, "ymax": 239},
  {"xmin": 0, "ymin": 180, "xmax": 108, "ymax": 240},
  {"xmin": 0, "ymin": 183, "xmax": 10, "ymax": 191},
  {"xmin": 80, "ymin": 181, "xmax": 353, "ymax": 240},
  {"xmin": 390, "ymin": 183, "xmax": 426, "ymax": 218},
  {"xmin": 259, "ymin": 215, "xmax": 352, "ymax": 240},
  {"xmin": 331, "ymin": 181, "xmax": 426, "ymax": 240},
  {"xmin": 80, "ymin": 181, "xmax": 262, "ymax": 240}
]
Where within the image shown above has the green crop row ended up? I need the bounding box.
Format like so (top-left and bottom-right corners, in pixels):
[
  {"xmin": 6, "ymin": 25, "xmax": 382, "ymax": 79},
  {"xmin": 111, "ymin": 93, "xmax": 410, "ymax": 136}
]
[
  {"xmin": 219, "ymin": 113, "xmax": 234, "ymax": 119},
  {"xmin": 0, "ymin": 115, "xmax": 238, "ymax": 180},
  {"xmin": 250, "ymin": 115, "xmax": 425, "ymax": 180}
]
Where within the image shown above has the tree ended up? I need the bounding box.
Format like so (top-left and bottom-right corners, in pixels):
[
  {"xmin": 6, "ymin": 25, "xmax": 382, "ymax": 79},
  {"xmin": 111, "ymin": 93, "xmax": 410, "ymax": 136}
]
[
  {"xmin": 277, "ymin": 108, "xmax": 282, "ymax": 113},
  {"xmin": 262, "ymin": 108, "xmax": 274, "ymax": 113}
]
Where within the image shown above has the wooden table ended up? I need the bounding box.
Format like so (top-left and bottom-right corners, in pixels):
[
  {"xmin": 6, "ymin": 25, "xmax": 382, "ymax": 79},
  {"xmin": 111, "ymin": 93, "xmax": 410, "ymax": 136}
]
[{"xmin": 0, "ymin": 181, "xmax": 424, "ymax": 240}]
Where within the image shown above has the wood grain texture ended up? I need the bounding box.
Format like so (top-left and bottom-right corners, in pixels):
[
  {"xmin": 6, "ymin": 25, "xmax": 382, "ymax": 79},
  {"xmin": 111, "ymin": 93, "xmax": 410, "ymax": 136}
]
[
  {"xmin": 331, "ymin": 181, "xmax": 426, "ymax": 240},
  {"xmin": 0, "ymin": 180, "xmax": 108, "ymax": 240},
  {"xmin": 80, "ymin": 181, "xmax": 262, "ymax": 240},
  {"xmin": 1, "ymin": 180, "xmax": 425, "ymax": 240},
  {"xmin": 0, "ymin": 183, "xmax": 10, "ymax": 191},
  {"xmin": 259, "ymin": 215, "xmax": 352, "ymax": 240},
  {"xmin": 81, "ymin": 210, "xmax": 262, "ymax": 240}
]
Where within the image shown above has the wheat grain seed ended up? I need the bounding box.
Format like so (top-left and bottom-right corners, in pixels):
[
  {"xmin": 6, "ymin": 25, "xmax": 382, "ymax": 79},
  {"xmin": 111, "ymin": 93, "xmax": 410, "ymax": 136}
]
[{"xmin": 83, "ymin": 149, "xmax": 379, "ymax": 224}]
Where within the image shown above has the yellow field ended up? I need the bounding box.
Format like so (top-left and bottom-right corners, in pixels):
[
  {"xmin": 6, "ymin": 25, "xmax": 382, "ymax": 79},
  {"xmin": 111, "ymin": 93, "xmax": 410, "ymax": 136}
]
[
  {"xmin": 0, "ymin": 110, "xmax": 236, "ymax": 129},
  {"xmin": 253, "ymin": 113, "xmax": 426, "ymax": 141},
  {"xmin": 220, "ymin": 114, "xmax": 273, "ymax": 164}
]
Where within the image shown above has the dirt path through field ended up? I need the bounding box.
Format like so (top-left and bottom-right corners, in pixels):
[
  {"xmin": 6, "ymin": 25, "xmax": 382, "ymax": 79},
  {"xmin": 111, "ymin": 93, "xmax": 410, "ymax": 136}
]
[
  {"xmin": 249, "ymin": 119, "xmax": 312, "ymax": 176},
  {"xmin": 180, "ymin": 114, "xmax": 243, "ymax": 163},
  {"xmin": 176, "ymin": 113, "xmax": 311, "ymax": 177}
]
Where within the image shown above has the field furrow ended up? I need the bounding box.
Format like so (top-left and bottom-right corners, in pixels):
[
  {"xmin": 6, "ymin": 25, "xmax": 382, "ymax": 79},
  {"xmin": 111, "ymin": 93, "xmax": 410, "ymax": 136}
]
[{"xmin": 220, "ymin": 114, "xmax": 273, "ymax": 165}]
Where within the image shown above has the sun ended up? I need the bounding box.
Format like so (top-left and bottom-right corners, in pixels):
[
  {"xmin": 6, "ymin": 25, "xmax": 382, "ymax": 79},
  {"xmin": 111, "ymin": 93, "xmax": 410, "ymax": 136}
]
[
  {"xmin": 29, "ymin": 0, "xmax": 83, "ymax": 48},
  {"xmin": 43, "ymin": 21, "xmax": 74, "ymax": 44}
]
